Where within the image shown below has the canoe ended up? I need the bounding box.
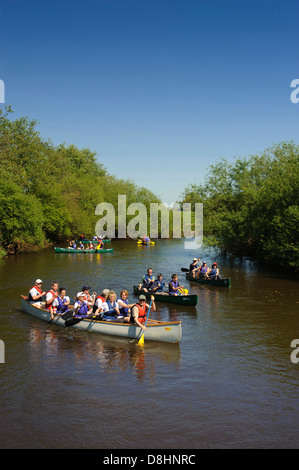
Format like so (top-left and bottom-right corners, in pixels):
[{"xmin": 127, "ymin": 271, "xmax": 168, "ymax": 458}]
[
  {"xmin": 75, "ymin": 239, "xmax": 111, "ymax": 244},
  {"xmin": 20, "ymin": 296, "xmax": 181, "ymax": 343},
  {"xmin": 133, "ymin": 286, "xmax": 198, "ymax": 306},
  {"xmin": 185, "ymin": 272, "xmax": 231, "ymax": 287},
  {"xmin": 137, "ymin": 240, "xmax": 155, "ymax": 245},
  {"xmin": 54, "ymin": 247, "xmax": 113, "ymax": 253}
]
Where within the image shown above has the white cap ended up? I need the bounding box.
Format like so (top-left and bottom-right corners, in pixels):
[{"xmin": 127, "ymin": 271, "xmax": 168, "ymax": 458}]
[
  {"xmin": 76, "ymin": 291, "xmax": 84, "ymax": 298},
  {"xmin": 35, "ymin": 279, "xmax": 43, "ymax": 284}
]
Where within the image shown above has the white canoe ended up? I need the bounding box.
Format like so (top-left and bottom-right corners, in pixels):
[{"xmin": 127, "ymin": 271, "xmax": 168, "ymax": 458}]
[{"xmin": 20, "ymin": 296, "xmax": 182, "ymax": 343}]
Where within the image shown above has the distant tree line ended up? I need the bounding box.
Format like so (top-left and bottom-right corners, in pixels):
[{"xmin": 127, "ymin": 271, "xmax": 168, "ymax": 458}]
[
  {"xmin": 179, "ymin": 141, "xmax": 299, "ymax": 271},
  {"xmin": 0, "ymin": 107, "xmax": 160, "ymax": 254}
]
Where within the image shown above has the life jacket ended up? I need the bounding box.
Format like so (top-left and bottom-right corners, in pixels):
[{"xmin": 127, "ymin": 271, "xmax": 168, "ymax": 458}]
[
  {"xmin": 143, "ymin": 236, "xmax": 150, "ymax": 243},
  {"xmin": 56, "ymin": 296, "xmax": 69, "ymax": 314},
  {"xmin": 101, "ymin": 299, "xmax": 118, "ymax": 320},
  {"xmin": 93, "ymin": 295, "xmax": 106, "ymax": 313},
  {"xmin": 28, "ymin": 285, "xmax": 43, "ymax": 303},
  {"xmin": 151, "ymin": 280, "xmax": 163, "ymax": 292},
  {"xmin": 74, "ymin": 301, "xmax": 89, "ymax": 318},
  {"xmin": 45, "ymin": 290, "xmax": 58, "ymax": 311},
  {"xmin": 169, "ymin": 280, "xmax": 179, "ymax": 294},
  {"xmin": 142, "ymin": 274, "xmax": 154, "ymax": 289},
  {"xmin": 210, "ymin": 267, "xmax": 218, "ymax": 276},
  {"xmin": 130, "ymin": 303, "xmax": 147, "ymax": 324},
  {"xmin": 118, "ymin": 298, "xmax": 129, "ymax": 316},
  {"xmin": 200, "ymin": 265, "xmax": 208, "ymax": 273}
]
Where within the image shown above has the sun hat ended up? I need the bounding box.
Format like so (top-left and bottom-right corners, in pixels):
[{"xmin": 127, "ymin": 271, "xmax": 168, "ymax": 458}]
[{"xmin": 35, "ymin": 279, "xmax": 43, "ymax": 284}]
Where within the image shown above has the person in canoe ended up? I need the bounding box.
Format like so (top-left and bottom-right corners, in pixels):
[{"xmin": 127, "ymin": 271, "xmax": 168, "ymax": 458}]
[
  {"xmin": 68, "ymin": 240, "xmax": 77, "ymax": 249},
  {"xmin": 143, "ymin": 236, "xmax": 151, "ymax": 244},
  {"xmin": 198, "ymin": 261, "xmax": 210, "ymax": 279},
  {"xmin": 100, "ymin": 290, "xmax": 120, "ymax": 321},
  {"xmin": 51, "ymin": 287, "xmax": 70, "ymax": 319},
  {"xmin": 208, "ymin": 262, "xmax": 220, "ymax": 280},
  {"xmin": 189, "ymin": 258, "xmax": 201, "ymax": 278},
  {"xmin": 169, "ymin": 274, "xmax": 185, "ymax": 295},
  {"xmin": 116, "ymin": 290, "xmax": 135, "ymax": 322},
  {"xmin": 73, "ymin": 292, "xmax": 93, "ymax": 318},
  {"xmin": 88, "ymin": 242, "xmax": 94, "ymax": 250},
  {"xmin": 45, "ymin": 282, "xmax": 59, "ymax": 313},
  {"xmin": 28, "ymin": 279, "xmax": 46, "ymax": 307},
  {"xmin": 130, "ymin": 294, "xmax": 156, "ymax": 331},
  {"xmin": 81, "ymin": 284, "xmax": 96, "ymax": 308},
  {"xmin": 139, "ymin": 268, "xmax": 155, "ymax": 292},
  {"xmin": 149, "ymin": 273, "xmax": 167, "ymax": 295},
  {"xmin": 78, "ymin": 241, "xmax": 84, "ymax": 250},
  {"xmin": 93, "ymin": 288, "xmax": 110, "ymax": 315},
  {"xmin": 96, "ymin": 239, "xmax": 104, "ymax": 250}
]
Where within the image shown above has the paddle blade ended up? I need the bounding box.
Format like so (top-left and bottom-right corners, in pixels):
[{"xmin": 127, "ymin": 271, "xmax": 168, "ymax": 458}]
[
  {"xmin": 137, "ymin": 334, "xmax": 145, "ymax": 346},
  {"xmin": 180, "ymin": 268, "xmax": 189, "ymax": 272}
]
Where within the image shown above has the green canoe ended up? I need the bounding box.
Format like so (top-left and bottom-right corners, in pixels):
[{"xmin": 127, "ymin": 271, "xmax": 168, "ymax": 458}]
[
  {"xmin": 133, "ymin": 286, "xmax": 198, "ymax": 306},
  {"xmin": 185, "ymin": 272, "xmax": 231, "ymax": 287},
  {"xmin": 54, "ymin": 247, "xmax": 113, "ymax": 253},
  {"xmin": 75, "ymin": 239, "xmax": 111, "ymax": 244}
]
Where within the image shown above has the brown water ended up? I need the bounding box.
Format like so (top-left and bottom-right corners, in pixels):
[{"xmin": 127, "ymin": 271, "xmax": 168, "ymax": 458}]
[{"xmin": 0, "ymin": 239, "xmax": 298, "ymax": 449}]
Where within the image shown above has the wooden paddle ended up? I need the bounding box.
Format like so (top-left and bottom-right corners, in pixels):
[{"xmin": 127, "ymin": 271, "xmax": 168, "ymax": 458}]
[{"xmin": 137, "ymin": 296, "xmax": 154, "ymax": 346}]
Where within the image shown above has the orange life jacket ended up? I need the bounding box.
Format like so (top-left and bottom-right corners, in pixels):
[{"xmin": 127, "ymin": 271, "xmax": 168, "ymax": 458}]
[
  {"xmin": 131, "ymin": 303, "xmax": 147, "ymax": 324},
  {"xmin": 45, "ymin": 290, "xmax": 58, "ymax": 311}
]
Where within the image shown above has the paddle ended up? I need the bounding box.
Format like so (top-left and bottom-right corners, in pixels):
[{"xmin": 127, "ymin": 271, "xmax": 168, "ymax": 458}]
[
  {"xmin": 64, "ymin": 309, "xmax": 116, "ymax": 327},
  {"xmin": 137, "ymin": 296, "xmax": 154, "ymax": 346},
  {"xmin": 181, "ymin": 267, "xmax": 190, "ymax": 272},
  {"xmin": 49, "ymin": 312, "xmax": 59, "ymax": 324}
]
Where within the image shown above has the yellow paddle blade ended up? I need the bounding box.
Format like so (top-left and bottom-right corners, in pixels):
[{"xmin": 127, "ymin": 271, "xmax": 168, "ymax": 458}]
[
  {"xmin": 178, "ymin": 288, "xmax": 188, "ymax": 294},
  {"xmin": 137, "ymin": 334, "xmax": 145, "ymax": 346}
]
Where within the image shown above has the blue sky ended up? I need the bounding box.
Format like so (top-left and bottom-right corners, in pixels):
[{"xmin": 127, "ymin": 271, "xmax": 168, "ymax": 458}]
[{"xmin": 1, "ymin": 0, "xmax": 298, "ymax": 204}]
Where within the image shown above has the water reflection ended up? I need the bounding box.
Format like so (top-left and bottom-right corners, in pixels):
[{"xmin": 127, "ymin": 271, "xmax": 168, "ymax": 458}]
[{"xmin": 26, "ymin": 323, "xmax": 181, "ymax": 384}]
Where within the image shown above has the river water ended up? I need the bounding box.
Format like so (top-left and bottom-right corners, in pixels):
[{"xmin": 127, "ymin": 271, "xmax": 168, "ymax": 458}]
[{"xmin": 0, "ymin": 239, "xmax": 298, "ymax": 449}]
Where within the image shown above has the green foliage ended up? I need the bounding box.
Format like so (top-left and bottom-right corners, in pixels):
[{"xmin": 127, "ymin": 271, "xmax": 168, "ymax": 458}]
[
  {"xmin": 0, "ymin": 107, "xmax": 161, "ymax": 252},
  {"xmin": 180, "ymin": 142, "xmax": 299, "ymax": 270}
]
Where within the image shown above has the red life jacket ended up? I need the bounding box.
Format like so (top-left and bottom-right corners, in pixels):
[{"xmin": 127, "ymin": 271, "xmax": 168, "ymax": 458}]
[
  {"xmin": 45, "ymin": 290, "xmax": 58, "ymax": 311},
  {"xmin": 92, "ymin": 295, "xmax": 105, "ymax": 313},
  {"xmin": 28, "ymin": 285, "xmax": 43, "ymax": 302},
  {"xmin": 30, "ymin": 285, "xmax": 43, "ymax": 295},
  {"xmin": 132, "ymin": 303, "xmax": 147, "ymax": 324}
]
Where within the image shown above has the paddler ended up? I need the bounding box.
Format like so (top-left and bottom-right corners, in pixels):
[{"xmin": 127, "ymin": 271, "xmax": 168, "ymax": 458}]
[
  {"xmin": 45, "ymin": 282, "xmax": 59, "ymax": 312},
  {"xmin": 130, "ymin": 295, "xmax": 156, "ymax": 331},
  {"xmin": 28, "ymin": 279, "xmax": 46, "ymax": 307}
]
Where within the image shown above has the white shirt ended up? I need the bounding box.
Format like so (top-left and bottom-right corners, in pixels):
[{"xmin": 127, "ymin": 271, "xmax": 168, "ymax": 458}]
[
  {"xmin": 52, "ymin": 296, "xmax": 70, "ymax": 308},
  {"xmin": 46, "ymin": 291, "xmax": 58, "ymax": 303},
  {"xmin": 102, "ymin": 301, "xmax": 119, "ymax": 313},
  {"xmin": 29, "ymin": 287, "xmax": 42, "ymax": 299}
]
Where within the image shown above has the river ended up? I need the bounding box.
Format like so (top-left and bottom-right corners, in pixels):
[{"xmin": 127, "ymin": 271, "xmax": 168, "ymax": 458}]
[{"xmin": 0, "ymin": 239, "xmax": 298, "ymax": 449}]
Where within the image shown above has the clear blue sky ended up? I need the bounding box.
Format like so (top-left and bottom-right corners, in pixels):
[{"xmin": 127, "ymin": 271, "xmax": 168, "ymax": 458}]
[{"xmin": 1, "ymin": 0, "xmax": 298, "ymax": 204}]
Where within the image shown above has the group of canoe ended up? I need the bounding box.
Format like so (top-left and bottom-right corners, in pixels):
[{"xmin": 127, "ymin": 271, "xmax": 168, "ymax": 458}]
[
  {"xmin": 21, "ymin": 279, "xmax": 182, "ymax": 343},
  {"xmin": 20, "ymin": 254, "xmax": 230, "ymax": 343},
  {"xmin": 55, "ymin": 237, "xmax": 113, "ymax": 254}
]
